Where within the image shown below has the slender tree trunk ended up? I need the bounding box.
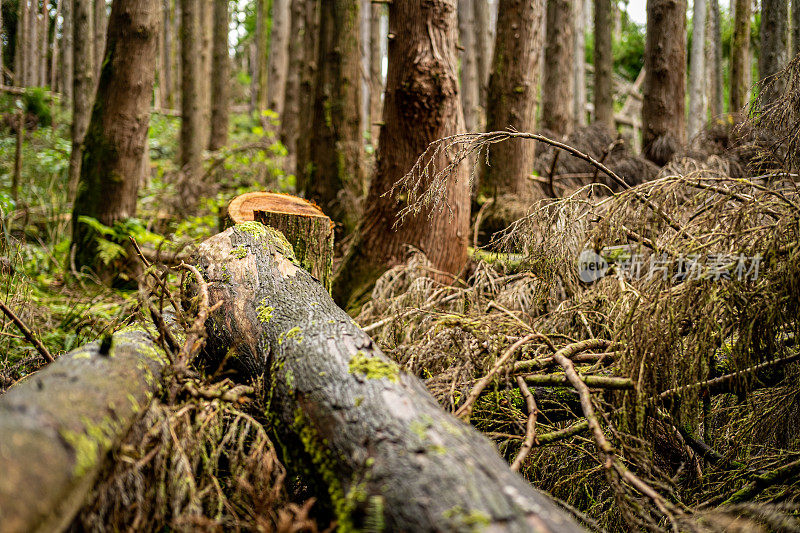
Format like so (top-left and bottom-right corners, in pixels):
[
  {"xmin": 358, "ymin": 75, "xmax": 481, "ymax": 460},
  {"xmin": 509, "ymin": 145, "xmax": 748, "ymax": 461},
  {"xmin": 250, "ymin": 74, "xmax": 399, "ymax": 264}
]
[
  {"xmin": 0, "ymin": 0, "xmax": 4, "ymax": 85},
  {"xmin": 458, "ymin": 0, "xmax": 480, "ymax": 132},
  {"xmin": 542, "ymin": 0, "xmax": 574, "ymax": 137},
  {"xmin": 50, "ymin": 0, "xmax": 63, "ymax": 91},
  {"xmin": 178, "ymin": 0, "xmax": 202, "ymax": 207},
  {"xmin": 594, "ymin": 0, "xmax": 614, "ymax": 127},
  {"xmin": 304, "ymin": 0, "xmax": 364, "ymax": 229},
  {"xmin": 209, "ymin": 0, "xmax": 230, "ymax": 150},
  {"xmin": 759, "ymin": 0, "xmax": 789, "ymax": 106},
  {"xmin": 39, "ymin": 0, "xmax": 49, "ymax": 87},
  {"xmin": 251, "ymin": 0, "xmax": 270, "ymax": 112},
  {"xmin": 707, "ymin": 0, "xmax": 723, "ymax": 117},
  {"xmin": 161, "ymin": 0, "xmax": 173, "ymax": 108},
  {"xmin": 333, "ymin": 0, "xmax": 471, "ymax": 310},
  {"xmin": 28, "ymin": 0, "xmax": 38, "ymax": 85},
  {"xmin": 93, "ymin": 0, "xmax": 107, "ymax": 76},
  {"xmin": 793, "ymin": 0, "xmax": 800, "ymax": 58},
  {"xmin": 574, "ymin": 0, "xmax": 588, "ymax": 126},
  {"xmin": 642, "ymin": 0, "xmax": 687, "ymax": 165},
  {"xmin": 474, "ymin": 0, "xmax": 492, "ymax": 109},
  {"xmin": 267, "ymin": 0, "xmax": 290, "ymax": 114},
  {"xmin": 62, "ymin": 0, "xmax": 74, "ymax": 103},
  {"xmin": 482, "ymin": 0, "xmax": 545, "ymax": 197},
  {"xmin": 71, "ymin": 0, "xmax": 160, "ymax": 275},
  {"xmin": 280, "ymin": 0, "xmax": 305, "ymax": 154},
  {"xmin": 730, "ymin": 0, "xmax": 751, "ymax": 111},
  {"xmin": 688, "ymin": 0, "xmax": 707, "ymax": 137},
  {"xmin": 172, "ymin": 0, "xmax": 180, "ymax": 108},
  {"xmin": 199, "ymin": 0, "xmax": 211, "ymax": 147},
  {"xmin": 68, "ymin": 0, "xmax": 94, "ymax": 193},
  {"xmin": 368, "ymin": 1, "xmax": 383, "ymax": 143},
  {"xmin": 14, "ymin": 0, "xmax": 25, "ymax": 86},
  {"xmin": 294, "ymin": 0, "xmax": 319, "ymax": 182}
]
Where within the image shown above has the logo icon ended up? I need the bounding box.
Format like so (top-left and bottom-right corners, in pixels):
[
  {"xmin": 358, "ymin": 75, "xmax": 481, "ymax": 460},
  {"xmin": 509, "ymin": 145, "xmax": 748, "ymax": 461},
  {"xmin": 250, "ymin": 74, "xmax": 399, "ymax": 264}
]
[{"xmin": 578, "ymin": 249, "xmax": 608, "ymax": 282}]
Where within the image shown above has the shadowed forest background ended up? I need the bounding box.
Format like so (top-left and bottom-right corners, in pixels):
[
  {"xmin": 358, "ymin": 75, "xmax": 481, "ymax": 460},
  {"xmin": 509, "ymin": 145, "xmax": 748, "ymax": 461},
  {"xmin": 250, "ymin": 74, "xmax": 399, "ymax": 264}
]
[{"xmin": 1, "ymin": 0, "xmax": 800, "ymax": 531}]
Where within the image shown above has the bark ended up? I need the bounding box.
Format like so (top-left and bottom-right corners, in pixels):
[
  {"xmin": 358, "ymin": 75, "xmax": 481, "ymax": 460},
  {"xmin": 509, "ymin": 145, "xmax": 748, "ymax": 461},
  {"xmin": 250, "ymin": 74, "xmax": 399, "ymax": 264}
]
[
  {"xmin": 208, "ymin": 0, "xmax": 230, "ymax": 150},
  {"xmin": 474, "ymin": 0, "xmax": 492, "ymax": 108},
  {"xmin": 688, "ymin": 0, "xmax": 707, "ymax": 138},
  {"xmin": 368, "ymin": 1, "xmax": 383, "ymax": 143},
  {"xmin": 0, "ymin": 326, "xmax": 170, "ymax": 533},
  {"xmin": 14, "ymin": 0, "xmax": 24, "ymax": 86},
  {"xmin": 482, "ymin": 0, "xmax": 545, "ymax": 197},
  {"xmin": 51, "ymin": 0, "xmax": 63, "ymax": 91},
  {"xmin": 178, "ymin": 0, "xmax": 203, "ymax": 208},
  {"xmin": 730, "ymin": 0, "xmax": 751, "ymax": 111},
  {"xmin": 642, "ymin": 0, "xmax": 687, "ymax": 166},
  {"xmin": 71, "ymin": 0, "xmax": 159, "ymax": 274},
  {"xmin": 199, "ymin": 0, "xmax": 212, "ymax": 147},
  {"xmin": 67, "ymin": 0, "xmax": 94, "ymax": 193},
  {"xmin": 458, "ymin": 0, "xmax": 480, "ymax": 132},
  {"xmin": 161, "ymin": 0, "xmax": 173, "ymax": 108},
  {"xmin": 594, "ymin": 0, "xmax": 613, "ymax": 127},
  {"xmin": 28, "ymin": 0, "xmax": 38, "ymax": 85},
  {"xmin": 293, "ymin": 0, "xmax": 319, "ymax": 188},
  {"xmin": 280, "ymin": 0, "xmax": 305, "ymax": 154},
  {"xmin": 574, "ymin": 0, "xmax": 588, "ymax": 126},
  {"xmin": 267, "ymin": 0, "xmax": 290, "ymax": 114},
  {"xmin": 194, "ymin": 224, "xmax": 583, "ymax": 532},
  {"xmin": 93, "ymin": 0, "xmax": 106, "ymax": 76},
  {"xmin": 793, "ymin": 0, "xmax": 800, "ymax": 59},
  {"xmin": 707, "ymin": 0, "xmax": 723, "ymax": 117},
  {"xmin": 759, "ymin": 0, "xmax": 789, "ymax": 106},
  {"xmin": 252, "ymin": 0, "xmax": 270, "ymax": 112},
  {"xmin": 39, "ymin": 0, "xmax": 49, "ymax": 88},
  {"xmin": 304, "ymin": 0, "xmax": 364, "ymax": 230},
  {"xmin": 333, "ymin": 0, "xmax": 471, "ymax": 310},
  {"xmin": 542, "ymin": 0, "xmax": 575, "ymax": 137}
]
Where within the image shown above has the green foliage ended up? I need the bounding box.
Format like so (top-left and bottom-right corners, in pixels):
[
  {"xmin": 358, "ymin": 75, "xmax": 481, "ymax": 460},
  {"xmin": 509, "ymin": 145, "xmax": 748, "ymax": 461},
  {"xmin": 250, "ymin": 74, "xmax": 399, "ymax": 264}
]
[{"xmin": 23, "ymin": 88, "xmax": 53, "ymax": 127}]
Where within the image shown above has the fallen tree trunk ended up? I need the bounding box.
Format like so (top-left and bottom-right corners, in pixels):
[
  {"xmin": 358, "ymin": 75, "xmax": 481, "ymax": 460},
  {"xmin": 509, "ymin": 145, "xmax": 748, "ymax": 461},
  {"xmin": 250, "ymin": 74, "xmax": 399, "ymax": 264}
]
[
  {"xmin": 0, "ymin": 326, "xmax": 171, "ymax": 533},
  {"xmin": 195, "ymin": 223, "xmax": 583, "ymax": 532}
]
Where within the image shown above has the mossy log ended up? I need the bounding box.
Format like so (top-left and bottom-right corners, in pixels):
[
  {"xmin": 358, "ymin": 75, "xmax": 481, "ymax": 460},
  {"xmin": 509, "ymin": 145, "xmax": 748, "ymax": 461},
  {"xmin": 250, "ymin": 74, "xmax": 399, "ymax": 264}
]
[
  {"xmin": 0, "ymin": 326, "xmax": 171, "ymax": 533},
  {"xmin": 194, "ymin": 223, "xmax": 583, "ymax": 532}
]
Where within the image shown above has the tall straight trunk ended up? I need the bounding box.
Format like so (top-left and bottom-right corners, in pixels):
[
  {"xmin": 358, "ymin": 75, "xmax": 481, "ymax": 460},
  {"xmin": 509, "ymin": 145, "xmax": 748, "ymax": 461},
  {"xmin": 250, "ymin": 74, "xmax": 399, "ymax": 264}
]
[
  {"xmin": 333, "ymin": 0, "xmax": 471, "ymax": 311},
  {"xmin": 542, "ymin": 0, "xmax": 574, "ymax": 137},
  {"xmin": 67, "ymin": 0, "xmax": 94, "ymax": 192},
  {"xmin": 93, "ymin": 0, "xmax": 106, "ymax": 76},
  {"xmin": 179, "ymin": 0, "xmax": 202, "ymax": 206},
  {"xmin": 62, "ymin": 0, "xmax": 74, "ymax": 103},
  {"xmin": 199, "ymin": 0, "xmax": 211, "ymax": 147},
  {"xmin": 294, "ymin": 0, "xmax": 319, "ymax": 181},
  {"xmin": 594, "ymin": 0, "xmax": 613, "ymax": 127},
  {"xmin": 14, "ymin": 0, "xmax": 25, "ymax": 86},
  {"xmin": 482, "ymin": 0, "xmax": 545, "ymax": 197},
  {"xmin": 688, "ymin": 0, "xmax": 707, "ymax": 137},
  {"xmin": 368, "ymin": 2, "xmax": 384, "ymax": 143},
  {"xmin": 209, "ymin": 0, "xmax": 230, "ymax": 150},
  {"xmin": 267, "ymin": 0, "xmax": 290, "ymax": 114},
  {"xmin": 730, "ymin": 0, "xmax": 751, "ymax": 111},
  {"xmin": 28, "ymin": 0, "xmax": 38, "ymax": 85},
  {"xmin": 474, "ymin": 0, "xmax": 492, "ymax": 108},
  {"xmin": 39, "ymin": 0, "xmax": 49, "ymax": 87},
  {"xmin": 304, "ymin": 0, "xmax": 364, "ymax": 229},
  {"xmin": 642, "ymin": 0, "xmax": 687, "ymax": 165},
  {"xmin": 793, "ymin": 0, "xmax": 800, "ymax": 58},
  {"xmin": 280, "ymin": 0, "xmax": 306, "ymax": 154},
  {"xmin": 707, "ymin": 0, "xmax": 723, "ymax": 117},
  {"xmin": 161, "ymin": 0, "xmax": 173, "ymax": 108},
  {"xmin": 574, "ymin": 0, "xmax": 588, "ymax": 126},
  {"xmin": 50, "ymin": 0, "xmax": 63, "ymax": 91},
  {"xmin": 172, "ymin": 0, "xmax": 181, "ymax": 108},
  {"xmin": 71, "ymin": 0, "xmax": 160, "ymax": 276},
  {"xmin": 0, "ymin": 0, "xmax": 4, "ymax": 84},
  {"xmin": 251, "ymin": 0, "xmax": 270, "ymax": 112},
  {"xmin": 458, "ymin": 0, "xmax": 480, "ymax": 132},
  {"xmin": 759, "ymin": 0, "xmax": 789, "ymax": 106}
]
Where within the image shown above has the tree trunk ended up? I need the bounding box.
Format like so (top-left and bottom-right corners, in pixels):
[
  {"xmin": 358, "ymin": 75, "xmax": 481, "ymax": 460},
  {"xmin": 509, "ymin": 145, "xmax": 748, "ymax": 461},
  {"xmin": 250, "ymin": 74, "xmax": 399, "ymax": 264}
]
[
  {"xmin": 707, "ymin": 0, "xmax": 723, "ymax": 118},
  {"xmin": 267, "ymin": 0, "xmax": 290, "ymax": 115},
  {"xmin": 51, "ymin": 0, "xmax": 63, "ymax": 92},
  {"xmin": 39, "ymin": 0, "xmax": 49, "ymax": 88},
  {"xmin": 594, "ymin": 0, "xmax": 613, "ymax": 127},
  {"xmin": 199, "ymin": 0, "xmax": 212, "ymax": 147},
  {"xmin": 333, "ymin": 0, "xmax": 471, "ymax": 311},
  {"xmin": 208, "ymin": 0, "xmax": 230, "ymax": 150},
  {"xmin": 642, "ymin": 0, "xmax": 687, "ymax": 166},
  {"xmin": 252, "ymin": 0, "xmax": 270, "ymax": 112},
  {"xmin": 368, "ymin": 1, "xmax": 383, "ymax": 143},
  {"xmin": 474, "ymin": 0, "xmax": 492, "ymax": 109},
  {"xmin": 574, "ymin": 0, "xmax": 588, "ymax": 126},
  {"xmin": 294, "ymin": 0, "xmax": 319, "ymax": 189},
  {"xmin": 161, "ymin": 0, "xmax": 173, "ymax": 108},
  {"xmin": 0, "ymin": 0, "xmax": 4, "ymax": 85},
  {"xmin": 178, "ymin": 0, "xmax": 203, "ymax": 208},
  {"xmin": 303, "ymin": 0, "xmax": 364, "ymax": 230},
  {"xmin": 194, "ymin": 224, "xmax": 583, "ymax": 532},
  {"xmin": 67, "ymin": 0, "xmax": 94, "ymax": 193},
  {"xmin": 280, "ymin": 0, "xmax": 305, "ymax": 155},
  {"xmin": 793, "ymin": 0, "xmax": 800, "ymax": 59},
  {"xmin": 93, "ymin": 0, "xmax": 106, "ymax": 77},
  {"xmin": 542, "ymin": 0, "xmax": 574, "ymax": 137},
  {"xmin": 0, "ymin": 326, "xmax": 171, "ymax": 533},
  {"xmin": 730, "ymin": 0, "xmax": 751, "ymax": 111},
  {"xmin": 62, "ymin": 0, "xmax": 74, "ymax": 104},
  {"xmin": 14, "ymin": 0, "xmax": 25, "ymax": 86},
  {"xmin": 28, "ymin": 0, "xmax": 38, "ymax": 85},
  {"xmin": 688, "ymin": 0, "xmax": 707, "ymax": 138},
  {"xmin": 759, "ymin": 0, "xmax": 789, "ymax": 106},
  {"xmin": 71, "ymin": 0, "xmax": 159, "ymax": 274},
  {"xmin": 458, "ymin": 0, "xmax": 480, "ymax": 132},
  {"xmin": 482, "ymin": 0, "xmax": 545, "ymax": 197}
]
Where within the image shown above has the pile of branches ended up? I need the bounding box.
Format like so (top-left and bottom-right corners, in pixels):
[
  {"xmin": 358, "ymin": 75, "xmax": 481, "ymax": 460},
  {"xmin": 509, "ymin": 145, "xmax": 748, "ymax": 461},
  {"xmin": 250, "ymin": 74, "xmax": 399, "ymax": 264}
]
[{"xmin": 357, "ymin": 58, "xmax": 800, "ymax": 531}]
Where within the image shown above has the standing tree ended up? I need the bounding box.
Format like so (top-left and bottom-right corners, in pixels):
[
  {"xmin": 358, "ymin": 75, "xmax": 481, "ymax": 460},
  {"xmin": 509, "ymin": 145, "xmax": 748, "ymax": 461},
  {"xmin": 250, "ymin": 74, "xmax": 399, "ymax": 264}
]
[
  {"xmin": 94, "ymin": 0, "xmax": 108, "ymax": 75},
  {"xmin": 594, "ymin": 0, "xmax": 614, "ymax": 127},
  {"xmin": 267, "ymin": 0, "xmax": 290, "ymax": 115},
  {"xmin": 208, "ymin": 0, "xmax": 229, "ymax": 150},
  {"xmin": 688, "ymin": 0, "xmax": 707, "ymax": 138},
  {"xmin": 474, "ymin": 0, "xmax": 492, "ymax": 107},
  {"xmin": 71, "ymin": 0, "xmax": 160, "ymax": 276},
  {"xmin": 14, "ymin": 0, "xmax": 26, "ymax": 86},
  {"xmin": 642, "ymin": 0, "xmax": 687, "ymax": 165},
  {"xmin": 482, "ymin": 0, "xmax": 544, "ymax": 197},
  {"xmin": 574, "ymin": 0, "xmax": 588, "ymax": 127},
  {"xmin": 294, "ymin": 0, "xmax": 319, "ymax": 185},
  {"xmin": 458, "ymin": 0, "xmax": 480, "ymax": 132},
  {"xmin": 368, "ymin": 1, "xmax": 383, "ymax": 143},
  {"xmin": 793, "ymin": 0, "xmax": 800, "ymax": 59},
  {"xmin": 759, "ymin": 0, "xmax": 789, "ymax": 106},
  {"xmin": 333, "ymin": 0, "xmax": 470, "ymax": 310},
  {"xmin": 38, "ymin": 0, "xmax": 49, "ymax": 87},
  {"xmin": 280, "ymin": 0, "xmax": 306, "ymax": 154},
  {"xmin": 68, "ymin": 0, "xmax": 95, "ymax": 192},
  {"xmin": 160, "ymin": 0, "xmax": 173, "ymax": 108},
  {"xmin": 178, "ymin": 0, "xmax": 203, "ymax": 208},
  {"xmin": 707, "ymin": 0, "xmax": 723, "ymax": 118},
  {"xmin": 303, "ymin": 0, "xmax": 363, "ymax": 230},
  {"xmin": 542, "ymin": 0, "xmax": 575, "ymax": 137},
  {"xmin": 730, "ymin": 0, "xmax": 751, "ymax": 111},
  {"xmin": 251, "ymin": 0, "xmax": 269, "ymax": 112}
]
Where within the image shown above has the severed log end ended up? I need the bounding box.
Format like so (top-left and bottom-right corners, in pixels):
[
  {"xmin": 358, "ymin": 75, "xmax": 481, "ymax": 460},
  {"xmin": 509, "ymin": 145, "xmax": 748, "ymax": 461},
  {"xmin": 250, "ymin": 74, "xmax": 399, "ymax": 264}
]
[{"xmin": 194, "ymin": 223, "xmax": 583, "ymax": 532}]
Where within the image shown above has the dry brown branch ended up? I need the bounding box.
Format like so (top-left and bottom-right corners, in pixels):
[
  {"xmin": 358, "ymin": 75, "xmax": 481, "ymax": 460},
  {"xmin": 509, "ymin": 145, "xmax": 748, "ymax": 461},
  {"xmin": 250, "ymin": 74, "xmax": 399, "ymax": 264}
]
[
  {"xmin": 510, "ymin": 376, "xmax": 538, "ymax": 471},
  {"xmin": 0, "ymin": 299, "xmax": 54, "ymax": 363}
]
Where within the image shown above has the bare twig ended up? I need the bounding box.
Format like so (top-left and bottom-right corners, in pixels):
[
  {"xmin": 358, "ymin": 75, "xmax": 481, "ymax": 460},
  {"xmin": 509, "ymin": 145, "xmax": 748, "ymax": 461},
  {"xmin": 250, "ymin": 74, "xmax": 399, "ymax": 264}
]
[
  {"xmin": 510, "ymin": 376, "xmax": 538, "ymax": 471},
  {"xmin": 0, "ymin": 300, "xmax": 54, "ymax": 363}
]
